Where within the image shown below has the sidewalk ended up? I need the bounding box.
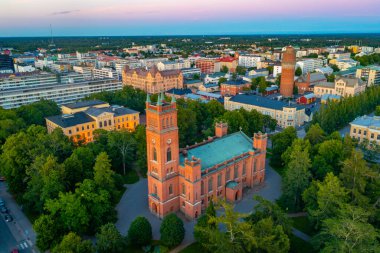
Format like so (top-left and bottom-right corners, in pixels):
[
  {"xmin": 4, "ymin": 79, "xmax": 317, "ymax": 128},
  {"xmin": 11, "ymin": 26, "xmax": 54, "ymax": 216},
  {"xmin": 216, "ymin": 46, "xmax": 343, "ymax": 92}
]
[{"xmin": 0, "ymin": 182, "xmax": 38, "ymax": 253}]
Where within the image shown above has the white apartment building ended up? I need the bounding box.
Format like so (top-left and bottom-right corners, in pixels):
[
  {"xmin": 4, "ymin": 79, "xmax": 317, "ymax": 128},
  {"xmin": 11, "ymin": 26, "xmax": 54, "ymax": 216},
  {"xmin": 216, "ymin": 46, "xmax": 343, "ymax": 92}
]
[
  {"xmin": 92, "ymin": 67, "xmax": 119, "ymax": 80},
  {"xmin": 14, "ymin": 64, "xmax": 36, "ymax": 73},
  {"xmin": 238, "ymin": 55, "xmax": 262, "ymax": 68},
  {"xmin": 0, "ymin": 73, "xmax": 86, "ymax": 91},
  {"xmin": 139, "ymin": 58, "xmax": 168, "ymax": 68},
  {"xmin": 296, "ymin": 59, "xmax": 324, "ymax": 74},
  {"xmin": 114, "ymin": 60, "xmax": 142, "ymax": 75},
  {"xmin": 0, "ymin": 77, "xmax": 121, "ymax": 109},
  {"xmin": 34, "ymin": 59, "xmax": 54, "ymax": 70},
  {"xmin": 361, "ymin": 47, "xmax": 374, "ymax": 54},
  {"xmin": 73, "ymin": 66, "xmax": 93, "ymax": 80},
  {"xmin": 315, "ymin": 66, "xmax": 334, "ymax": 75},
  {"xmin": 156, "ymin": 60, "xmax": 191, "ymax": 71},
  {"xmin": 335, "ymin": 58, "xmax": 359, "ymax": 71},
  {"xmin": 296, "ymin": 50, "xmax": 308, "ymax": 58},
  {"xmin": 273, "ymin": 65, "xmax": 282, "ymax": 78}
]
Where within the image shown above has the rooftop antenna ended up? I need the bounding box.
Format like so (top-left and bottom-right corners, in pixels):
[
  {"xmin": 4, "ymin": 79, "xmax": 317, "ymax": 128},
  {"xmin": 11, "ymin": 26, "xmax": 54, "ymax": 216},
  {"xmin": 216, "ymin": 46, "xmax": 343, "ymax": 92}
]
[{"xmin": 49, "ymin": 24, "xmax": 55, "ymax": 47}]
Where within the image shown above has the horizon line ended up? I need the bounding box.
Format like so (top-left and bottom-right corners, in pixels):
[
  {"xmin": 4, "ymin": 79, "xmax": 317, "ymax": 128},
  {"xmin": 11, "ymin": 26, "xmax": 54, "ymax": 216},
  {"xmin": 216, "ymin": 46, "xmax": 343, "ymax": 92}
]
[{"xmin": 1, "ymin": 32, "xmax": 380, "ymax": 39}]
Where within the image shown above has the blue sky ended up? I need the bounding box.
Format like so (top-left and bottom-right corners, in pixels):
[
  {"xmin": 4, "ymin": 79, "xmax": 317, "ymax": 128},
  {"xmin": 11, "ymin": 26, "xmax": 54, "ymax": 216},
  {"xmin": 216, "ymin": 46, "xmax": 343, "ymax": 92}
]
[{"xmin": 1, "ymin": 0, "xmax": 380, "ymax": 36}]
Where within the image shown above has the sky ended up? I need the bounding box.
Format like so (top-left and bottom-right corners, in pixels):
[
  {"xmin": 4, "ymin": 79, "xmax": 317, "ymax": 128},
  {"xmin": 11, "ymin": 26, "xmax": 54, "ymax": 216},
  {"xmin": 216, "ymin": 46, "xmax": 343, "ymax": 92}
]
[{"xmin": 1, "ymin": 0, "xmax": 380, "ymax": 36}]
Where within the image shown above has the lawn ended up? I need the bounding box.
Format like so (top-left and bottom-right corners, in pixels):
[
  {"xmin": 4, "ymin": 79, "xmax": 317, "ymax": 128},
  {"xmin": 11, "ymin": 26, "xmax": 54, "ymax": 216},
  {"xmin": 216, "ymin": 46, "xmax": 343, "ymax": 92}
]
[
  {"xmin": 291, "ymin": 216, "xmax": 317, "ymax": 236},
  {"xmin": 289, "ymin": 234, "xmax": 316, "ymax": 253},
  {"xmin": 179, "ymin": 242, "xmax": 206, "ymax": 253}
]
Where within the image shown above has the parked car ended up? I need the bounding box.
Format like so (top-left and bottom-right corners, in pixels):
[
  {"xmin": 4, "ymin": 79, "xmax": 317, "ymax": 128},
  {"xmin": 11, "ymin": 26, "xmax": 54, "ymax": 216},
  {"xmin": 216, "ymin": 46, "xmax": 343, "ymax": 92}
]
[
  {"xmin": 0, "ymin": 206, "xmax": 8, "ymax": 213},
  {"xmin": 0, "ymin": 176, "xmax": 5, "ymax": 181},
  {"xmin": 4, "ymin": 214, "xmax": 13, "ymax": 222},
  {"xmin": 11, "ymin": 249, "xmax": 19, "ymax": 253},
  {"xmin": 0, "ymin": 198, "xmax": 5, "ymax": 207}
]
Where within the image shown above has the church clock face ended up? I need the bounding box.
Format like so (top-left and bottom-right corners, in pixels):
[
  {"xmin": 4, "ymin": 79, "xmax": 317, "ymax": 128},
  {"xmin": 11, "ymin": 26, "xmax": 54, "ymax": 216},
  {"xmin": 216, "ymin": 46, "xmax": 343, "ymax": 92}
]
[{"xmin": 167, "ymin": 139, "xmax": 172, "ymax": 144}]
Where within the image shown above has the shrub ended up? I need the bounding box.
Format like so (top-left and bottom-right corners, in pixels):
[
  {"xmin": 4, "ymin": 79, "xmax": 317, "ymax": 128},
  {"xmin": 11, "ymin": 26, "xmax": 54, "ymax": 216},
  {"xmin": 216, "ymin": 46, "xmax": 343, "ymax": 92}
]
[
  {"xmin": 127, "ymin": 216, "xmax": 152, "ymax": 246},
  {"xmin": 160, "ymin": 213, "xmax": 185, "ymax": 248}
]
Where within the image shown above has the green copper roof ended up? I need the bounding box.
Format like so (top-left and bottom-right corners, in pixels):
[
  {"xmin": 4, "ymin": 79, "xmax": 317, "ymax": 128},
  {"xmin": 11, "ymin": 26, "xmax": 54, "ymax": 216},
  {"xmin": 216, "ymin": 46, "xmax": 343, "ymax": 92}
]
[
  {"xmin": 226, "ymin": 181, "xmax": 239, "ymax": 189},
  {"xmin": 179, "ymin": 132, "xmax": 254, "ymax": 171}
]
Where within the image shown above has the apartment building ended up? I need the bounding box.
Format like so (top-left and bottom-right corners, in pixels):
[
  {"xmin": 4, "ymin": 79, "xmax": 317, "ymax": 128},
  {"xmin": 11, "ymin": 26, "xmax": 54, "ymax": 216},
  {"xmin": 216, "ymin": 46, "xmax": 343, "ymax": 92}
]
[
  {"xmin": 314, "ymin": 77, "xmax": 366, "ymax": 98},
  {"xmin": 46, "ymin": 100, "xmax": 139, "ymax": 143},
  {"xmin": 356, "ymin": 65, "xmax": 380, "ymax": 86},
  {"xmin": 330, "ymin": 58, "xmax": 359, "ymax": 71},
  {"xmin": 224, "ymin": 94, "xmax": 306, "ymax": 128},
  {"xmin": 92, "ymin": 67, "xmax": 119, "ymax": 80},
  {"xmin": 296, "ymin": 58, "xmax": 324, "ymax": 74},
  {"xmin": 195, "ymin": 58, "xmax": 221, "ymax": 74},
  {"xmin": 350, "ymin": 115, "xmax": 380, "ymax": 145},
  {"xmin": 0, "ymin": 73, "xmax": 122, "ymax": 109},
  {"xmin": 238, "ymin": 55, "xmax": 262, "ymax": 68},
  {"xmin": 156, "ymin": 60, "xmax": 191, "ymax": 71}
]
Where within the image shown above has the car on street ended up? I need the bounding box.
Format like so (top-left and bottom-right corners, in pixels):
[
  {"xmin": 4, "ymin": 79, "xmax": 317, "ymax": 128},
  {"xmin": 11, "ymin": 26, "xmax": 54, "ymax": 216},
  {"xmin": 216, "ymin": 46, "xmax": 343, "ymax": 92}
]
[
  {"xmin": 4, "ymin": 214, "xmax": 13, "ymax": 222},
  {"xmin": 0, "ymin": 198, "xmax": 5, "ymax": 207},
  {"xmin": 0, "ymin": 176, "xmax": 5, "ymax": 181},
  {"xmin": 11, "ymin": 249, "xmax": 19, "ymax": 253},
  {"xmin": 0, "ymin": 206, "xmax": 8, "ymax": 213}
]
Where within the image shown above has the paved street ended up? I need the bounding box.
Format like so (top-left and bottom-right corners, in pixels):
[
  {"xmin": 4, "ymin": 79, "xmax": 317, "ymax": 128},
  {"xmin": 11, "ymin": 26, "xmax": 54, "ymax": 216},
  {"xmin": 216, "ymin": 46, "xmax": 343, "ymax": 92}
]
[
  {"xmin": 0, "ymin": 182, "xmax": 37, "ymax": 253},
  {"xmin": 116, "ymin": 158, "xmax": 282, "ymax": 251}
]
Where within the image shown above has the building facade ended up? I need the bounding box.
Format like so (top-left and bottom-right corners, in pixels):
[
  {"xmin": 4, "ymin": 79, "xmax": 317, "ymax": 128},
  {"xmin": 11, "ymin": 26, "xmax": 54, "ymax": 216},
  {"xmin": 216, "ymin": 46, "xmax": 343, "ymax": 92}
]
[
  {"xmin": 350, "ymin": 115, "xmax": 380, "ymax": 145},
  {"xmin": 220, "ymin": 79, "xmax": 251, "ymax": 96},
  {"xmin": 224, "ymin": 94, "xmax": 307, "ymax": 128},
  {"xmin": 356, "ymin": 66, "xmax": 380, "ymax": 86},
  {"xmin": 46, "ymin": 100, "xmax": 139, "ymax": 144},
  {"xmin": 296, "ymin": 58, "xmax": 324, "ymax": 74},
  {"xmin": 146, "ymin": 94, "xmax": 267, "ymax": 219},
  {"xmin": 314, "ymin": 77, "xmax": 366, "ymax": 98},
  {"xmin": 0, "ymin": 73, "xmax": 121, "ymax": 109},
  {"xmin": 280, "ymin": 46, "xmax": 296, "ymax": 97},
  {"xmin": 122, "ymin": 66, "xmax": 183, "ymax": 93},
  {"xmin": 295, "ymin": 72, "xmax": 327, "ymax": 94},
  {"xmin": 238, "ymin": 55, "xmax": 262, "ymax": 68},
  {"xmin": 195, "ymin": 58, "xmax": 221, "ymax": 74}
]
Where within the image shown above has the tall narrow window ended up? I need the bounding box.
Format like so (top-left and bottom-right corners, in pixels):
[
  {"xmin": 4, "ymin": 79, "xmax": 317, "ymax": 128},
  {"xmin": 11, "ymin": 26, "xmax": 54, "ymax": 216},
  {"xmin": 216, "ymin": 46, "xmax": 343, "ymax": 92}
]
[
  {"xmin": 226, "ymin": 168, "xmax": 230, "ymax": 181},
  {"xmin": 234, "ymin": 165, "xmax": 239, "ymax": 179},
  {"xmin": 242, "ymin": 161, "xmax": 246, "ymax": 175},
  {"xmin": 153, "ymin": 184, "xmax": 157, "ymax": 195},
  {"xmin": 167, "ymin": 147, "xmax": 172, "ymax": 162},
  {"xmin": 169, "ymin": 184, "xmax": 173, "ymax": 195},
  {"xmin": 217, "ymin": 174, "xmax": 222, "ymax": 187},
  {"xmin": 201, "ymin": 181, "xmax": 205, "ymax": 195},
  {"xmin": 208, "ymin": 177, "xmax": 213, "ymax": 192},
  {"xmin": 182, "ymin": 183, "xmax": 186, "ymax": 195},
  {"xmin": 153, "ymin": 147, "xmax": 157, "ymax": 161}
]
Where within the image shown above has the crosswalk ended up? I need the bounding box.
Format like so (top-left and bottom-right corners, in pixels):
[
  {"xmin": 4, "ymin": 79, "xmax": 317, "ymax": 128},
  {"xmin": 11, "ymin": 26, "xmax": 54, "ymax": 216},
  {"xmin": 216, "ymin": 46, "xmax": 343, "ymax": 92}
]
[{"xmin": 18, "ymin": 240, "xmax": 29, "ymax": 250}]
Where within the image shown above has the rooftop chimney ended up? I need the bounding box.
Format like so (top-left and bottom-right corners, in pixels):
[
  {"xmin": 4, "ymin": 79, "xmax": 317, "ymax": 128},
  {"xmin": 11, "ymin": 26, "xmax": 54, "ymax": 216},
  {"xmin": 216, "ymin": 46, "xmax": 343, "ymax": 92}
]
[{"xmin": 215, "ymin": 122, "xmax": 228, "ymax": 138}]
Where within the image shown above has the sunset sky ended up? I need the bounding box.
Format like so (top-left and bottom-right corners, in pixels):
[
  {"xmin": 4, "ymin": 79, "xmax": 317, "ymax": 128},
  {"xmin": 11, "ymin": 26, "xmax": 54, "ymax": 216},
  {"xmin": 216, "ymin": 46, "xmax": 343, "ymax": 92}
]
[{"xmin": 1, "ymin": 0, "xmax": 380, "ymax": 36}]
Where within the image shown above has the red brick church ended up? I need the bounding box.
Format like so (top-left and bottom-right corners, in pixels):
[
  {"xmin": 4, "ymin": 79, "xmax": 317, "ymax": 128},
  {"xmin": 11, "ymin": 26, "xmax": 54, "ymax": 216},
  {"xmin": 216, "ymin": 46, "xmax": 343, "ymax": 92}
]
[{"xmin": 146, "ymin": 93, "xmax": 267, "ymax": 219}]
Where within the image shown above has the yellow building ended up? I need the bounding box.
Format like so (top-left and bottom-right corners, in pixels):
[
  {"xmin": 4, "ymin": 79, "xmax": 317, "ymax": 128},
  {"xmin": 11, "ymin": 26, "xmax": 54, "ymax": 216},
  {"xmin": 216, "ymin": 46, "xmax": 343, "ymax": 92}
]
[
  {"xmin": 314, "ymin": 77, "xmax": 366, "ymax": 98},
  {"xmin": 350, "ymin": 115, "xmax": 380, "ymax": 145},
  {"xmin": 46, "ymin": 100, "xmax": 140, "ymax": 143},
  {"xmin": 122, "ymin": 66, "xmax": 183, "ymax": 93},
  {"xmin": 356, "ymin": 66, "xmax": 380, "ymax": 86}
]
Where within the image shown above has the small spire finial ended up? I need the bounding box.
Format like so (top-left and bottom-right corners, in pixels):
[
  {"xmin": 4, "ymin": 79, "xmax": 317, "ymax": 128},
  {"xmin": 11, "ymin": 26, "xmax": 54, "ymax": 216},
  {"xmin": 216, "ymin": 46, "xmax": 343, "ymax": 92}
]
[{"xmin": 239, "ymin": 126, "xmax": 242, "ymax": 132}]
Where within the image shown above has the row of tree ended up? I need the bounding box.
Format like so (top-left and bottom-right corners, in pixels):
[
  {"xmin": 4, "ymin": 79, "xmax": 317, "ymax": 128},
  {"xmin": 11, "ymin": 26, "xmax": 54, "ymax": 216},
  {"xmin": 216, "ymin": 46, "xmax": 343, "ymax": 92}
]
[
  {"xmin": 0, "ymin": 100, "xmax": 60, "ymax": 144},
  {"xmin": 275, "ymin": 124, "xmax": 379, "ymax": 252},
  {"xmin": 311, "ymin": 85, "xmax": 380, "ymax": 133},
  {"xmin": 194, "ymin": 197, "xmax": 292, "ymax": 253}
]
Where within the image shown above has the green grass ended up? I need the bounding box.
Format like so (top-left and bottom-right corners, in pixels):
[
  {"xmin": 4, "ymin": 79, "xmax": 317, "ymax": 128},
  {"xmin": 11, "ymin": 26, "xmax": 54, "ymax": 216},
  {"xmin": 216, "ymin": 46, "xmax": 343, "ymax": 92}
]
[
  {"xmin": 179, "ymin": 242, "xmax": 206, "ymax": 253},
  {"xmin": 123, "ymin": 169, "xmax": 140, "ymax": 184},
  {"xmin": 291, "ymin": 216, "xmax": 317, "ymax": 236},
  {"xmin": 289, "ymin": 234, "xmax": 316, "ymax": 253}
]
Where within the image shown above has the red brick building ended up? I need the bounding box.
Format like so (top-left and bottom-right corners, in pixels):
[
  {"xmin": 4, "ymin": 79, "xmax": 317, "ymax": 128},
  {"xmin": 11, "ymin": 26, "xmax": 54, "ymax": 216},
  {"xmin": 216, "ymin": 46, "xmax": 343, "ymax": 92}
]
[
  {"xmin": 220, "ymin": 79, "xmax": 251, "ymax": 96},
  {"xmin": 295, "ymin": 73, "xmax": 327, "ymax": 94},
  {"xmin": 146, "ymin": 93, "xmax": 267, "ymax": 219},
  {"xmin": 195, "ymin": 58, "xmax": 220, "ymax": 74},
  {"xmin": 280, "ymin": 46, "xmax": 296, "ymax": 97}
]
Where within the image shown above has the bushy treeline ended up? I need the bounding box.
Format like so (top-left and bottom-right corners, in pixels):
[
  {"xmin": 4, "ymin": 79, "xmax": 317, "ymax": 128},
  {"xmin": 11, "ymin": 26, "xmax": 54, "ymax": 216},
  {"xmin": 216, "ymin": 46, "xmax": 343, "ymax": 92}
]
[
  {"xmin": 312, "ymin": 86, "xmax": 380, "ymax": 134},
  {"xmin": 274, "ymin": 124, "xmax": 380, "ymax": 252},
  {"xmin": 0, "ymin": 100, "xmax": 60, "ymax": 144}
]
